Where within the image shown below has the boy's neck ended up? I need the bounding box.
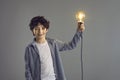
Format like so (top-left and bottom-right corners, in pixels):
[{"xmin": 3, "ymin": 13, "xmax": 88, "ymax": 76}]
[{"xmin": 35, "ymin": 38, "xmax": 47, "ymax": 44}]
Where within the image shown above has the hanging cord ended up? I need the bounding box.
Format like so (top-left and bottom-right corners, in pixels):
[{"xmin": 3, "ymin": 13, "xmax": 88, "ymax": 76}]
[
  {"xmin": 77, "ymin": 22, "xmax": 84, "ymax": 80},
  {"xmin": 80, "ymin": 32, "xmax": 84, "ymax": 80},
  {"xmin": 78, "ymin": 22, "xmax": 84, "ymax": 80}
]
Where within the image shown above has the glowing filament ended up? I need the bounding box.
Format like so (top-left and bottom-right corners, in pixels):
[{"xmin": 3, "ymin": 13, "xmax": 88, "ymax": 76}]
[{"xmin": 76, "ymin": 11, "xmax": 85, "ymax": 22}]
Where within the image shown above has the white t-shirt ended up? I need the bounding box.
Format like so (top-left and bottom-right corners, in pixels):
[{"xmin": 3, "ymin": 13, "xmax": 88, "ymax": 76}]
[{"xmin": 35, "ymin": 41, "xmax": 56, "ymax": 80}]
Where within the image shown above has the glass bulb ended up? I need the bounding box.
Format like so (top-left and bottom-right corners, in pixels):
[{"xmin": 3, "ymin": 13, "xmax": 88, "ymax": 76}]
[{"xmin": 76, "ymin": 11, "xmax": 85, "ymax": 22}]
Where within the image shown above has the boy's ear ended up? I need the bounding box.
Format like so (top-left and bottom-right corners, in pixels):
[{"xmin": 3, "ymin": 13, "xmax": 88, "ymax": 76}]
[
  {"xmin": 32, "ymin": 29, "xmax": 35, "ymax": 36},
  {"xmin": 46, "ymin": 29, "xmax": 48, "ymax": 32}
]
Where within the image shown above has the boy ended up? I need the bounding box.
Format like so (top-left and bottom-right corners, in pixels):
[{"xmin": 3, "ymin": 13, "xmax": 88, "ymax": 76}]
[{"xmin": 25, "ymin": 16, "xmax": 85, "ymax": 80}]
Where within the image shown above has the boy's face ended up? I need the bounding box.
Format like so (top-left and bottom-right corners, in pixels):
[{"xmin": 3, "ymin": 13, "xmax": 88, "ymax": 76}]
[{"xmin": 32, "ymin": 24, "xmax": 48, "ymax": 40}]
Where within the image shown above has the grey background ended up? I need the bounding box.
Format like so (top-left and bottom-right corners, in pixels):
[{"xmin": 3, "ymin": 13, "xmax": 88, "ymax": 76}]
[{"xmin": 0, "ymin": 0, "xmax": 120, "ymax": 80}]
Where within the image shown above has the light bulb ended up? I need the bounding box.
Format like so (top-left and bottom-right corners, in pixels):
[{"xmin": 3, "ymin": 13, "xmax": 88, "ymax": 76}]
[{"xmin": 76, "ymin": 11, "xmax": 85, "ymax": 22}]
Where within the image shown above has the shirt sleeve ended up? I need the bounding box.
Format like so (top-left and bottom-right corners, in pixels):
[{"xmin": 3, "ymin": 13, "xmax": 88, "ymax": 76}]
[
  {"xmin": 24, "ymin": 47, "xmax": 33, "ymax": 80},
  {"xmin": 55, "ymin": 31, "xmax": 82, "ymax": 52}
]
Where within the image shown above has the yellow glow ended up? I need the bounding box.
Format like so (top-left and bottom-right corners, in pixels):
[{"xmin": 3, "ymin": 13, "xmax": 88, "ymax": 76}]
[{"xmin": 76, "ymin": 11, "xmax": 85, "ymax": 22}]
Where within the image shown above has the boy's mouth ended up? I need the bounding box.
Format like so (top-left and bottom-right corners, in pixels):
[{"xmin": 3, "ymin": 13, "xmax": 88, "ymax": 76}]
[{"xmin": 38, "ymin": 34, "xmax": 44, "ymax": 36}]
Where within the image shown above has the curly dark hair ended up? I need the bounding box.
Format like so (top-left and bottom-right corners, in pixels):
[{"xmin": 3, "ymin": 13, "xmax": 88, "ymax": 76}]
[{"xmin": 29, "ymin": 16, "xmax": 50, "ymax": 30}]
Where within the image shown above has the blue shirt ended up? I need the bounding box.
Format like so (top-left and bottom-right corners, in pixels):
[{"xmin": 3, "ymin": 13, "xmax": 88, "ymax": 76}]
[{"xmin": 24, "ymin": 31, "xmax": 82, "ymax": 80}]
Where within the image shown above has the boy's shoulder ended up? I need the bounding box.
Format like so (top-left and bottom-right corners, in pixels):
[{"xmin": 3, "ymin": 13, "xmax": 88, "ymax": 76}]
[
  {"xmin": 25, "ymin": 39, "xmax": 36, "ymax": 49},
  {"xmin": 46, "ymin": 37, "xmax": 57, "ymax": 44},
  {"xmin": 25, "ymin": 42, "xmax": 34, "ymax": 49},
  {"xmin": 46, "ymin": 37, "xmax": 55, "ymax": 42}
]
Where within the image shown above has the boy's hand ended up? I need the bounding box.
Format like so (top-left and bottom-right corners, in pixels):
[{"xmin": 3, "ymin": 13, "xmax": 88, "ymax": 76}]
[{"xmin": 77, "ymin": 22, "xmax": 85, "ymax": 32}]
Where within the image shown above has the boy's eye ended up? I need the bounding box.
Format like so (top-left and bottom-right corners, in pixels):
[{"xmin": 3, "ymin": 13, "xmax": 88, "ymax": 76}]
[
  {"xmin": 35, "ymin": 28, "xmax": 39, "ymax": 30},
  {"xmin": 34, "ymin": 27, "xmax": 46, "ymax": 30},
  {"xmin": 42, "ymin": 27, "xmax": 45, "ymax": 30}
]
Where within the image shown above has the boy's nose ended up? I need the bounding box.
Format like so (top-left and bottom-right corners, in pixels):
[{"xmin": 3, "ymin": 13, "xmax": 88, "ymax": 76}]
[{"xmin": 38, "ymin": 29, "xmax": 43, "ymax": 33}]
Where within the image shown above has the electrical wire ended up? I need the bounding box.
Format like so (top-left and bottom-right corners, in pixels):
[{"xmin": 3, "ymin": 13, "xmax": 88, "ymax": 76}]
[{"xmin": 80, "ymin": 32, "xmax": 84, "ymax": 80}]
